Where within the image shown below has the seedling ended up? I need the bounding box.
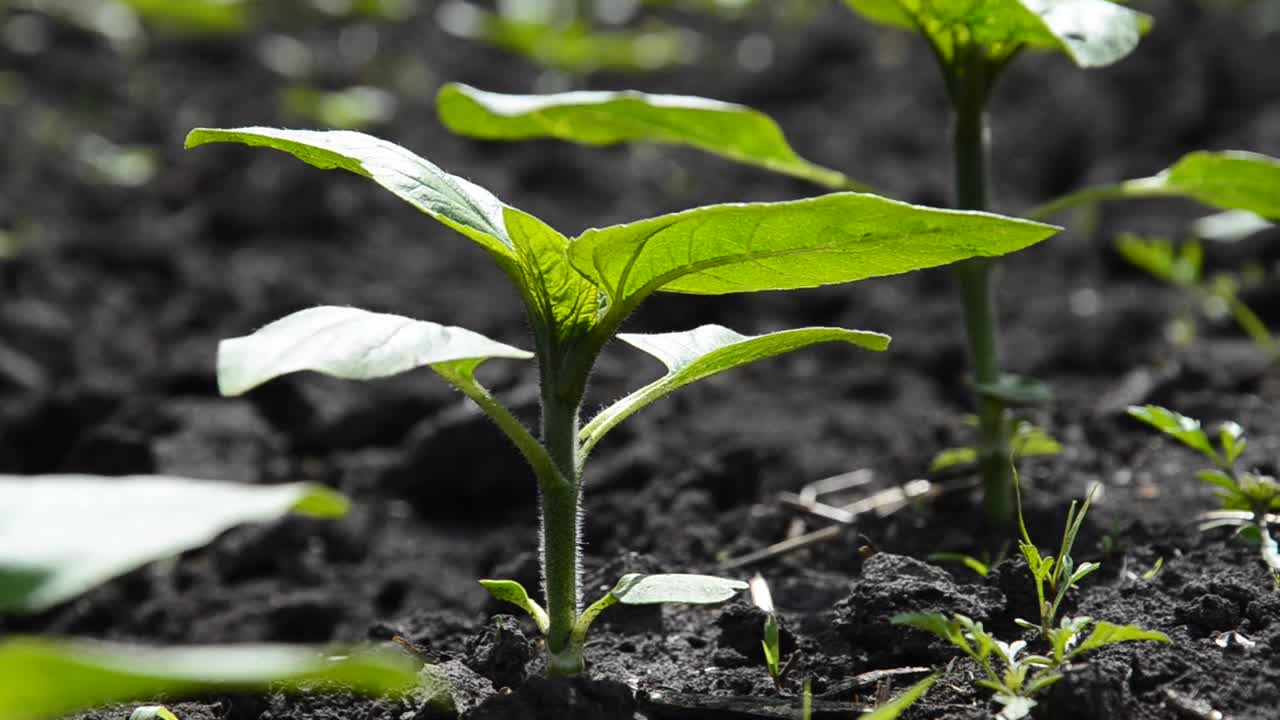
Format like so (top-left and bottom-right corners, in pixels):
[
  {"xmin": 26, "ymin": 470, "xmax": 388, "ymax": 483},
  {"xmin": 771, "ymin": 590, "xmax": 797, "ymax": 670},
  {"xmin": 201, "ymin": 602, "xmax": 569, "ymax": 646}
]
[
  {"xmin": 1116, "ymin": 234, "xmax": 1275, "ymax": 357},
  {"xmin": 1128, "ymin": 405, "xmax": 1280, "ymax": 580},
  {"xmin": 434, "ymin": 6, "xmax": 1280, "ymax": 526},
  {"xmin": 896, "ymin": 479, "xmax": 1167, "ymax": 719},
  {"xmin": 184, "ymin": 126, "xmax": 1051, "ymax": 676},
  {"xmin": 893, "ymin": 612, "xmax": 1166, "ymax": 720},
  {"xmin": 749, "ymin": 573, "xmax": 792, "ymax": 691}
]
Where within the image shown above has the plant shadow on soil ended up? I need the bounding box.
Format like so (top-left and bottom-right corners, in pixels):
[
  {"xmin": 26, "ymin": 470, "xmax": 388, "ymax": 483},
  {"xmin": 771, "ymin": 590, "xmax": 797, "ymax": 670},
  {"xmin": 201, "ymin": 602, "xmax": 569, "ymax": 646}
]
[{"xmin": 2, "ymin": 0, "xmax": 1280, "ymax": 718}]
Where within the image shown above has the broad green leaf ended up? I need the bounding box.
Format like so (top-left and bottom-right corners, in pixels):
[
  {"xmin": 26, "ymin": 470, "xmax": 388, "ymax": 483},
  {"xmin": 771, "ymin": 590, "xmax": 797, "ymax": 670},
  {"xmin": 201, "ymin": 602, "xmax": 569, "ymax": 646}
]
[
  {"xmin": 0, "ymin": 476, "xmax": 346, "ymax": 613},
  {"xmin": 184, "ymin": 128, "xmax": 518, "ymax": 265},
  {"xmin": 580, "ymin": 324, "xmax": 889, "ymax": 453},
  {"xmin": 504, "ymin": 208, "xmax": 602, "ymax": 343},
  {"xmin": 858, "ymin": 674, "xmax": 936, "ymax": 720},
  {"xmin": 1145, "ymin": 152, "xmax": 1280, "ymax": 220},
  {"xmin": 478, "ymin": 579, "xmax": 549, "ymax": 634},
  {"xmin": 570, "ymin": 193, "xmax": 1059, "ymax": 314},
  {"xmin": 1030, "ymin": 151, "xmax": 1280, "ymax": 221},
  {"xmin": 608, "ymin": 573, "xmax": 747, "ymax": 605},
  {"xmin": 844, "ymin": 0, "xmax": 1148, "ymax": 68},
  {"xmin": 1069, "ymin": 621, "xmax": 1169, "ymax": 657},
  {"xmin": 437, "ymin": 83, "xmax": 866, "ymax": 191},
  {"xmin": 1126, "ymin": 405, "xmax": 1218, "ymax": 461},
  {"xmin": 217, "ymin": 306, "xmax": 532, "ymax": 396},
  {"xmin": 0, "ymin": 637, "xmax": 416, "ymax": 720}
]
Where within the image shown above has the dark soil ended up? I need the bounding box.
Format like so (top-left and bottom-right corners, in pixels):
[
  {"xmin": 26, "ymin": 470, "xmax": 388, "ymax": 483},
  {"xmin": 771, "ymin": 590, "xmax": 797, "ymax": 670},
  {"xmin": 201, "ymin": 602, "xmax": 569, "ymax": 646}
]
[{"xmin": 3, "ymin": 1, "xmax": 1280, "ymax": 718}]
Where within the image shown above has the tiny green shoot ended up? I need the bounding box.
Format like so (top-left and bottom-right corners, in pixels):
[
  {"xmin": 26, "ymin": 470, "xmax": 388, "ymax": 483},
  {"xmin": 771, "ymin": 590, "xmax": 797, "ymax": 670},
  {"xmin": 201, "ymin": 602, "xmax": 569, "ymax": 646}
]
[
  {"xmin": 749, "ymin": 573, "xmax": 788, "ymax": 691},
  {"xmin": 184, "ymin": 126, "xmax": 1052, "ymax": 676},
  {"xmin": 1128, "ymin": 405, "xmax": 1280, "ymax": 581},
  {"xmin": 930, "ymin": 419, "xmax": 1061, "ymax": 474},
  {"xmin": 1014, "ymin": 475, "xmax": 1100, "ymax": 636}
]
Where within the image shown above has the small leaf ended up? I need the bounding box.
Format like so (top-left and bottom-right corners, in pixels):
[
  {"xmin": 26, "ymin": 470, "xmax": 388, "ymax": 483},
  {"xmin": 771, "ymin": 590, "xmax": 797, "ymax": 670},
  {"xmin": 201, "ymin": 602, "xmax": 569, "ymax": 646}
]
[
  {"xmin": 929, "ymin": 447, "xmax": 978, "ymax": 472},
  {"xmin": 185, "ymin": 128, "xmax": 522, "ymax": 264},
  {"xmin": 1115, "ymin": 235, "xmax": 1178, "ymax": 284},
  {"xmin": 129, "ymin": 707, "xmax": 180, "ymax": 720},
  {"xmin": 478, "ymin": 579, "xmax": 548, "ymax": 635},
  {"xmin": 891, "ymin": 612, "xmax": 964, "ymax": 646},
  {"xmin": 857, "ymin": 674, "xmax": 936, "ymax": 720},
  {"xmin": 994, "ymin": 693, "xmax": 1037, "ymax": 720},
  {"xmin": 1069, "ymin": 561, "xmax": 1100, "ymax": 585},
  {"xmin": 570, "ymin": 193, "xmax": 1058, "ymax": 315},
  {"xmin": 608, "ymin": 573, "xmax": 747, "ymax": 605},
  {"xmin": 438, "ymin": 83, "xmax": 865, "ymax": 191},
  {"xmin": 1126, "ymin": 405, "xmax": 1218, "ymax": 461},
  {"xmin": 1070, "ymin": 621, "xmax": 1170, "ymax": 657},
  {"xmin": 582, "ymin": 325, "xmax": 888, "ymax": 453},
  {"xmin": 761, "ymin": 614, "xmax": 781, "ymax": 678},
  {"xmin": 1193, "ymin": 209, "xmax": 1274, "ymax": 243},
  {"xmin": 1219, "ymin": 422, "xmax": 1247, "ymax": 465},
  {"xmin": 218, "ymin": 306, "xmax": 532, "ymax": 396},
  {"xmin": 0, "ymin": 637, "xmax": 417, "ymax": 720},
  {"xmin": 0, "ymin": 476, "xmax": 348, "ymax": 613},
  {"xmin": 928, "ymin": 552, "xmax": 990, "ymax": 577},
  {"xmin": 1197, "ymin": 469, "xmax": 1240, "ymax": 496}
]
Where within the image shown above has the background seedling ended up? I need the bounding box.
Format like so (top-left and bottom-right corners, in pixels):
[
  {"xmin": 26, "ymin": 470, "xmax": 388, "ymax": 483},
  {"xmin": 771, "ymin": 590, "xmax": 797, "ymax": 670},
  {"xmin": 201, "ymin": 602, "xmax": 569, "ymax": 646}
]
[
  {"xmin": 185, "ymin": 126, "xmax": 1052, "ymax": 676},
  {"xmin": 1128, "ymin": 405, "xmax": 1280, "ymax": 580},
  {"xmin": 434, "ymin": 7, "xmax": 1280, "ymax": 527},
  {"xmin": 896, "ymin": 478, "xmax": 1167, "ymax": 719},
  {"xmin": 1116, "ymin": 234, "xmax": 1275, "ymax": 358},
  {"xmin": 893, "ymin": 612, "xmax": 1166, "ymax": 720},
  {"xmin": 749, "ymin": 573, "xmax": 793, "ymax": 692}
]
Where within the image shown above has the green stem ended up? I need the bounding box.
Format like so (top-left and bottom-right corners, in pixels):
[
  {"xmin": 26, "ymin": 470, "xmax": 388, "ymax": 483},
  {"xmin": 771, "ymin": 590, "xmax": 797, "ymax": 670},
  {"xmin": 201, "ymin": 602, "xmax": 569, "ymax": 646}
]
[
  {"xmin": 539, "ymin": 381, "xmax": 586, "ymax": 677},
  {"xmin": 949, "ymin": 47, "xmax": 1012, "ymax": 524}
]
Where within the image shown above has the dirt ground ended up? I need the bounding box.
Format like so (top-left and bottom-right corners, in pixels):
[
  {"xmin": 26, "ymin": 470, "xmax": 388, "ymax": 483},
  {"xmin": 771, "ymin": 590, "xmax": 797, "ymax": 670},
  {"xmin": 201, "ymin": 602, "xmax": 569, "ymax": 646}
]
[{"xmin": 2, "ymin": 1, "xmax": 1280, "ymax": 718}]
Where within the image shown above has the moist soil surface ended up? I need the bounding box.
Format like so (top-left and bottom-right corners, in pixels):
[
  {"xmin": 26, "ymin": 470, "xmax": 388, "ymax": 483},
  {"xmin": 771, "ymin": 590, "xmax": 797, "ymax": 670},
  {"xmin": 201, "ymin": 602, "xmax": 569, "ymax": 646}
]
[{"xmin": 3, "ymin": 1, "xmax": 1280, "ymax": 718}]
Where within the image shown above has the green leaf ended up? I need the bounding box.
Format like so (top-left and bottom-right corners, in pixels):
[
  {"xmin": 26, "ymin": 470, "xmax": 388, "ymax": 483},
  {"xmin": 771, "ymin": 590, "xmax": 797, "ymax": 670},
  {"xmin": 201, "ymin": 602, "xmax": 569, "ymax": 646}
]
[
  {"xmin": 891, "ymin": 612, "xmax": 965, "ymax": 646},
  {"xmin": 929, "ymin": 447, "xmax": 978, "ymax": 472},
  {"xmin": 858, "ymin": 674, "xmax": 937, "ymax": 720},
  {"xmin": 994, "ymin": 693, "xmax": 1036, "ymax": 720},
  {"xmin": 478, "ymin": 579, "xmax": 549, "ymax": 635},
  {"xmin": 478, "ymin": 15, "xmax": 691, "ymax": 74},
  {"xmin": 0, "ymin": 476, "xmax": 347, "ymax": 613},
  {"xmin": 1031, "ymin": 151, "xmax": 1280, "ymax": 221},
  {"xmin": 503, "ymin": 208, "xmax": 602, "ymax": 344},
  {"xmin": 608, "ymin": 573, "xmax": 747, "ymax": 605},
  {"xmin": 580, "ymin": 324, "xmax": 889, "ymax": 453},
  {"xmin": 217, "ymin": 306, "xmax": 532, "ymax": 396},
  {"xmin": 843, "ymin": 0, "xmax": 1148, "ymax": 68},
  {"xmin": 1192, "ymin": 209, "xmax": 1274, "ymax": 243},
  {"xmin": 1197, "ymin": 469, "xmax": 1241, "ymax": 497},
  {"xmin": 1126, "ymin": 405, "xmax": 1219, "ymax": 462},
  {"xmin": 184, "ymin": 128, "xmax": 519, "ymax": 265},
  {"xmin": 929, "ymin": 552, "xmax": 990, "ymax": 576},
  {"xmin": 570, "ymin": 193, "xmax": 1058, "ymax": 316},
  {"xmin": 1219, "ymin": 422, "xmax": 1247, "ymax": 465},
  {"xmin": 1144, "ymin": 151, "xmax": 1280, "ymax": 221},
  {"xmin": 1069, "ymin": 621, "xmax": 1169, "ymax": 657},
  {"xmin": 437, "ymin": 83, "xmax": 866, "ymax": 192},
  {"xmin": 0, "ymin": 637, "xmax": 417, "ymax": 720},
  {"xmin": 762, "ymin": 614, "xmax": 781, "ymax": 678}
]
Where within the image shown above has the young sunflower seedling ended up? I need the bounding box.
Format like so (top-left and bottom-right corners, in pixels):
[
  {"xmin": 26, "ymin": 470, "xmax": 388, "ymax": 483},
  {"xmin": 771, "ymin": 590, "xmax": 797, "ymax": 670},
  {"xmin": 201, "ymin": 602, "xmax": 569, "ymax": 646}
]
[
  {"xmin": 184, "ymin": 126, "xmax": 1053, "ymax": 676},
  {"xmin": 434, "ymin": 5, "xmax": 1280, "ymax": 527},
  {"xmin": 895, "ymin": 479, "xmax": 1168, "ymax": 720},
  {"xmin": 1128, "ymin": 405, "xmax": 1280, "ymax": 581}
]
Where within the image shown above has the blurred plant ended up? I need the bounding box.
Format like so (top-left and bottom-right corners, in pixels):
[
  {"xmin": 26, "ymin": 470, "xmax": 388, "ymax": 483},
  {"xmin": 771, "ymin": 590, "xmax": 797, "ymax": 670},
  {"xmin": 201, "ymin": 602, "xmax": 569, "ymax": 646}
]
[
  {"xmin": 930, "ymin": 418, "xmax": 1061, "ymax": 474},
  {"xmin": 749, "ymin": 573, "xmax": 792, "ymax": 691},
  {"xmin": 1128, "ymin": 405, "xmax": 1280, "ymax": 581},
  {"xmin": 0, "ymin": 476, "xmax": 417, "ymax": 720},
  {"xmin": 1116, "ymin": 225, "xmax": 1275, "ymax": 358}
]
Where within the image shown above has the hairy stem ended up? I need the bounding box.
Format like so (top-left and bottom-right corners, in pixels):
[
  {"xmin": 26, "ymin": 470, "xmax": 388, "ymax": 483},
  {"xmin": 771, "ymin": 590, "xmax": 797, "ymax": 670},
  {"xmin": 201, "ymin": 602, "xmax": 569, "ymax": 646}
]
[
  {"xmin": 949, "ymin": 47, "xmax": 1013, "ymax": 524},
  {"xmin": 539, "ymin": 382, "xmax": 585, "ymax": 676}
]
